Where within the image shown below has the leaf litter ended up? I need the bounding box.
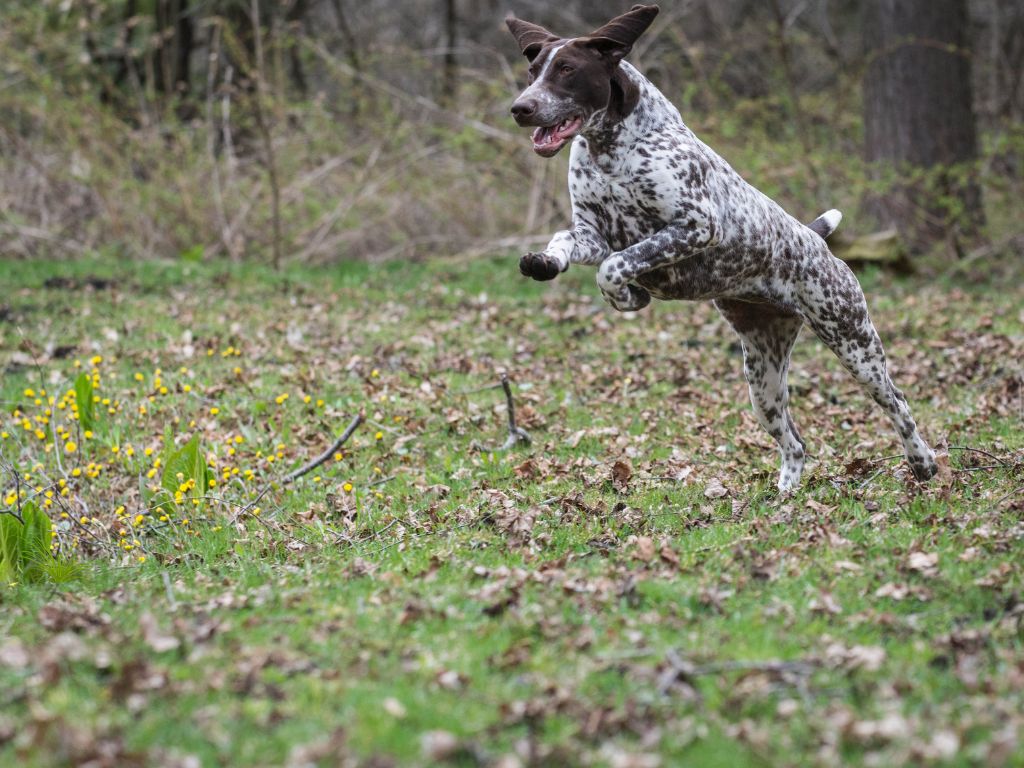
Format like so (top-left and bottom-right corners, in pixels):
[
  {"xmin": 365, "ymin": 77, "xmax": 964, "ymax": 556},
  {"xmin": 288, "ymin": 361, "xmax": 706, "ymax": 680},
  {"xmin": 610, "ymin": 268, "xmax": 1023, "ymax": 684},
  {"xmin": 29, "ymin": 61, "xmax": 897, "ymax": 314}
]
[{"xmin": 0, "ymin": 258, "xmax": 1021, "ymax": 764}]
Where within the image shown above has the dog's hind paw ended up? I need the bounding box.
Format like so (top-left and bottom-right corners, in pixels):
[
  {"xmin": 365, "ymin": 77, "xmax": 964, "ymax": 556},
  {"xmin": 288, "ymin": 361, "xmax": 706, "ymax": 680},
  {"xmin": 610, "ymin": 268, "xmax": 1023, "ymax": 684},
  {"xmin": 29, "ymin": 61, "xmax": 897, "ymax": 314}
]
[
  {"xmin": 602, "ymin": 284, "xmax": 651, "ymax": 312},
  {"xmin": 909, "ymin": 453, "xmax": 939, "ymax": 482}
]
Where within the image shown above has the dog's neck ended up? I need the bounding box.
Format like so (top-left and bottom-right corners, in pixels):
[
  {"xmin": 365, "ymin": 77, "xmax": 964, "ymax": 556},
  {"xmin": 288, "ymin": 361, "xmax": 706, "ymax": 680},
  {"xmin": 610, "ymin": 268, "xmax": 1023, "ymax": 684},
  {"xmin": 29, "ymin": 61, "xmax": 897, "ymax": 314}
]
[{"xmin": 579, "ymin": 62, "xmax": 679, "ymax": 159}]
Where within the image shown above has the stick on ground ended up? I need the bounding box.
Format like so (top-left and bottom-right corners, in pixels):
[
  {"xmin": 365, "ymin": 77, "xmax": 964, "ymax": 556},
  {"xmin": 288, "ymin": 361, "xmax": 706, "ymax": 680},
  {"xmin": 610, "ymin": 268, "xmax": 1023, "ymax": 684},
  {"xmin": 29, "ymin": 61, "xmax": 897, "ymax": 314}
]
[
  {"xmin": 284, "ymin": 412, "xmax": 365, "ymax": 484},
  {"xmin": 498, "ymin": 373, "xmax": 531, "ymax": 451}
]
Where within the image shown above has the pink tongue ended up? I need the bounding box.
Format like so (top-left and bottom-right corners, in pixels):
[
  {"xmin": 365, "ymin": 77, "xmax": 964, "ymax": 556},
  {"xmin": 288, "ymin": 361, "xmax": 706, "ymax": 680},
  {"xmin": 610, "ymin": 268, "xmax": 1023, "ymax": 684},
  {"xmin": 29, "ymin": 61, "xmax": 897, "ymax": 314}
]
[{"xmin": 533, "ymin": 126, "xmax": 554, "ymax": 145}]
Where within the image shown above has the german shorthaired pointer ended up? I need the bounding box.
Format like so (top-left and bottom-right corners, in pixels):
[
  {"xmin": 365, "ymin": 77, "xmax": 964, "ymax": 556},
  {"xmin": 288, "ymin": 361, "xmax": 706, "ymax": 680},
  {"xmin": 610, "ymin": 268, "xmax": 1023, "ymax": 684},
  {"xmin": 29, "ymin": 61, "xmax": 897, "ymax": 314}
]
[{"xmin": 506, "ymin": 4, "xmax": 937, "ymax": 491}]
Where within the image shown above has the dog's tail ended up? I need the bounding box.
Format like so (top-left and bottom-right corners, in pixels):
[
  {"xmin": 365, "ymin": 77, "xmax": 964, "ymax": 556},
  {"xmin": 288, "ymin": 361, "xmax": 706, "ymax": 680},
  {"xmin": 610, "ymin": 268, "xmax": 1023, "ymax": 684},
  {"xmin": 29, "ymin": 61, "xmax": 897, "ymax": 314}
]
[{"xmin": 807, "ymin": 209, "xmax": 842, "ymax": 240}]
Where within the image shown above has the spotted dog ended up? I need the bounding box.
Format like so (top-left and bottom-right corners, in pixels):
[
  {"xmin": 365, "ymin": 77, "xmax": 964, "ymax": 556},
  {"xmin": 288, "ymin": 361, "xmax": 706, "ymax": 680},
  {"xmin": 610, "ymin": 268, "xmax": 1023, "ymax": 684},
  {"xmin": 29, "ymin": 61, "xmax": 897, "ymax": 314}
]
[{"xmin": 505, "ymin": 4, "xmax": 937, "ymax": 491}]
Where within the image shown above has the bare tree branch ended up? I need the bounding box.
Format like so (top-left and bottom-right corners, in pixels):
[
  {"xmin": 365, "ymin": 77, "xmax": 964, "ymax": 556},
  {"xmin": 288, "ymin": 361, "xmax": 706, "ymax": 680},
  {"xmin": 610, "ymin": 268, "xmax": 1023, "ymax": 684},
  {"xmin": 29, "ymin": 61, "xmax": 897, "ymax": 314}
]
[{"xmin": 284, "ymin": 411, "xmax": 365, "ymax": 484}]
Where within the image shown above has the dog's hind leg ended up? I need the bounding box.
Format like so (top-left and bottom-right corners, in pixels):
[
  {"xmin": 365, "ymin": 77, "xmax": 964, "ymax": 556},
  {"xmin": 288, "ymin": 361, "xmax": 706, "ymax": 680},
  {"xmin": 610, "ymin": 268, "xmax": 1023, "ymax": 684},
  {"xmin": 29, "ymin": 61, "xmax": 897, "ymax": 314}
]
[
  {"xmin": 799, "ymin": 257, "xmax": 938, "ymax": 482},
  {"xmin": 716, "ymin": 299, "xmax": 807, "ymax": 492}
]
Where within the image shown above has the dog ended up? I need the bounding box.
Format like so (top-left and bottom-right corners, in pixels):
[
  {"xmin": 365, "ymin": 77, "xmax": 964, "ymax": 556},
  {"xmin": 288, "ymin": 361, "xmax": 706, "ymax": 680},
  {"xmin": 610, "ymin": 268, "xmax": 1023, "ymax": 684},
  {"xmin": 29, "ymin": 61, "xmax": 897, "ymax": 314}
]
[{"xmin": 505, "ymin": 4, "xmax": 937, "ymax": 491}]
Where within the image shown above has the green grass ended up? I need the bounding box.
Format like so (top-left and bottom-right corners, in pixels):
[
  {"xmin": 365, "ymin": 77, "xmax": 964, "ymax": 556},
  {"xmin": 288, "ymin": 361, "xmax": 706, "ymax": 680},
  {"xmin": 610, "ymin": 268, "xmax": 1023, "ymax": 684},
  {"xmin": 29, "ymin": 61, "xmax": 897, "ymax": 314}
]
[{"xmin": 0, "ymin": 254, "xmax": 1022, "ymax": 767}]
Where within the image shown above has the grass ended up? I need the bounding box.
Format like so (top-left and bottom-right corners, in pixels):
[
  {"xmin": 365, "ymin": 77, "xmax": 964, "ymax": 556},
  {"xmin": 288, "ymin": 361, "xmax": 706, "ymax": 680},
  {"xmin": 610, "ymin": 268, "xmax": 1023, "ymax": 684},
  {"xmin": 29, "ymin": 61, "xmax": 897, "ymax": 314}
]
[{"xmin": 0, "ymin": 253, "xmax": 1022, "ymax": 767}]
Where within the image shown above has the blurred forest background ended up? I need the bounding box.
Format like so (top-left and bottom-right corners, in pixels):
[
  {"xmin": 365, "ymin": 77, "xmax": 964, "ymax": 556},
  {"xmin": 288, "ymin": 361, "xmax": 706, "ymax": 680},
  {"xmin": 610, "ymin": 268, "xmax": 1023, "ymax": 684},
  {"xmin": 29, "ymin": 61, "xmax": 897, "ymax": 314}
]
[{"xmin": 1, "ymin": 0, "xmax": 1022, "ymax": 266}]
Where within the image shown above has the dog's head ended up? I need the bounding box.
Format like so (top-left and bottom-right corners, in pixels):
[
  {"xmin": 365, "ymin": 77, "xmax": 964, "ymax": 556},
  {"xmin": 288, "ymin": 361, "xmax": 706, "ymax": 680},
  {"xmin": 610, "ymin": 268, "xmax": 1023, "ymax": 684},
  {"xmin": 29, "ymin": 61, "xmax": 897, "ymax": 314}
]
[{"xmin": 506, "ymin": 4, "xmax": 659, "ymax": 157}]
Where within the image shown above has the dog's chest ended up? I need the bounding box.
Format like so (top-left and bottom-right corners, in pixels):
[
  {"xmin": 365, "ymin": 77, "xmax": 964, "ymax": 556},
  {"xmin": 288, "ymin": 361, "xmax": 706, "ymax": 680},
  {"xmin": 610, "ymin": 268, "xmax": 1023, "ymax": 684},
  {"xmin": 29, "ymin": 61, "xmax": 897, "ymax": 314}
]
[{"xmin": 568, "ymin": 144, "xmax": 681, "ymax": 250}]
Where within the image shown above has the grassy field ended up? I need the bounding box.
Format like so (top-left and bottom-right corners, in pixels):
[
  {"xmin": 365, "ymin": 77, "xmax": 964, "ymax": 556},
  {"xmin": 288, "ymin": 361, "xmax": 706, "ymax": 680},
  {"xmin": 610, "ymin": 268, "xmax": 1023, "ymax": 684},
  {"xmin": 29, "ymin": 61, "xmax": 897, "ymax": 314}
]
[{"xmin": 0, "ymin": 254, "xmax": 1022, "ymax": 767}]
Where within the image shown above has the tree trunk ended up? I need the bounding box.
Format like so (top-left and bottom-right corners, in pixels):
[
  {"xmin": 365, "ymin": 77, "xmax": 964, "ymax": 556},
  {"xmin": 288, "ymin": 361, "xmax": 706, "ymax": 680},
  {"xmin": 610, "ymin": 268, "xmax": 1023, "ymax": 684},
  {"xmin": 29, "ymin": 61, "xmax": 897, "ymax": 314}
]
[
  {"xmin": 441, "ymin": 0, "xmax": 458, "ymax": 104},
  {"xmin": 286, "ymin": 0, "xmax": 310, "ymax": 96},
  {"xmin": 862, "ymin": 0, "xmax": 983, "ymax": 252},
  {"xmin": 152, "ymin": 0, "xmax": 194, "ymax": 109}
]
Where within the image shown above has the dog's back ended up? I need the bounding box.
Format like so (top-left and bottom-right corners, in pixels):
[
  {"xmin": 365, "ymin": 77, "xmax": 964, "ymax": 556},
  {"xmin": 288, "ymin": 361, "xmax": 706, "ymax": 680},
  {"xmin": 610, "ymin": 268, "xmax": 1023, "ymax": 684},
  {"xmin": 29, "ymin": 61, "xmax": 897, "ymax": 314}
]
[{"xmin": 567, "ymin": 62, "xmax": 833, "ymax": 305}]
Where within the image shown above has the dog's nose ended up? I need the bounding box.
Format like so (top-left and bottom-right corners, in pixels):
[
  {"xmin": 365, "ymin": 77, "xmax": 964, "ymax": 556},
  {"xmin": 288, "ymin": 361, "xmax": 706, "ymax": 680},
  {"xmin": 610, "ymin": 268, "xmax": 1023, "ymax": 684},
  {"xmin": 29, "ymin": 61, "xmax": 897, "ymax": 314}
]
[{"xmin": 511, "ymin": 99, "xmax": 538, "ymax": 122}]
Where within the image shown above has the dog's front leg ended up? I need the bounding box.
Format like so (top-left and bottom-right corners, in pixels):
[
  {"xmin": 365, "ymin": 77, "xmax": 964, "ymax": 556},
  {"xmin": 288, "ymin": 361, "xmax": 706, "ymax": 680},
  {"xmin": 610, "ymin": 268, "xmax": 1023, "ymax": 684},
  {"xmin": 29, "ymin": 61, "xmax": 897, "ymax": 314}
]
[
  {"xmin": 520, "ymin": 222, "xmax": 610, "ymax": 281},
  {"xmin": 597, "ymin": 208, "xmax": 719, "ymax": 311}
]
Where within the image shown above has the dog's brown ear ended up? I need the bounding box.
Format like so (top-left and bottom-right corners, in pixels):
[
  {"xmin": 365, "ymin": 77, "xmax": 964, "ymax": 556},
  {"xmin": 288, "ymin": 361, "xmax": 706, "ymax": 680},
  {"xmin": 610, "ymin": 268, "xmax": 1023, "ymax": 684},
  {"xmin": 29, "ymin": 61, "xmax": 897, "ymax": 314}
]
[
  {"xmin": 581, "ymin": 4, "xmax": 659, "ymax": 65},
  {"xmin": 505, "ymin": 15, "xmax": 559, "ymax": 61}
]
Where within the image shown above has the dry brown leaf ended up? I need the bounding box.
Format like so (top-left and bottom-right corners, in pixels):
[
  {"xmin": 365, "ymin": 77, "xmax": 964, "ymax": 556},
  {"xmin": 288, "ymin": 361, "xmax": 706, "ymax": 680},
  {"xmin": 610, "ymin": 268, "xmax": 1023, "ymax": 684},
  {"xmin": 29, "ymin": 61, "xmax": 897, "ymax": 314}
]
[
  {"xmin": 383, "ymin": 697, "xmax": 406, "ymax": 718},
  {"xmin": 974, "ymin": 562, "xmax": 1013, "ymax": 588},
  {"xmin": 809, "ymin": 591, "xmax": 843, "ymax": 616},
  {"xmin": 0, "ymin": 638, "xmax": 30, "ymax": 670},
  {"xmin": 848, "ymin": 645, "xmax": 887, "ymax": 672},
  {"xmin": 421, "ymin": 730, "xmax": 459, "ymax": 760},
  {"xmin": 659, "ymin": 540, "xmax": 681, "ymax": 568},
  {"xmin": 703, "ymin": 478, "xmax": 729, "ymax": 499},
  {"xmin": 632, "ymin": 536, "xmax": 656, "ymax": 563},
  {"xmin": 805, "ymin": 498, "xmax": 835, "ymax": 514},
  {"xmin": 37, "ymin": 600, "xmax": 109, "ymax": 634},
  {"xmin": 933, "ymin": 451, "xmax": 954, "ymax": 487},
  {"xmin": 849, "ymin": 712, "xmax": 910, "ymax": 743},
  {"xmin": 611, "ymin": 459, "xmax": 633, "ymax": 493},
  {"xmin": 139, "ymin": 612, "xmax": 180, "ymax": 653},
  {"xmin": 874, "ymin": 582, "xmax": 909, "ymax": 600},
  {"xmin": 906, "ymin": 550, "xmax": 939, "ymax": 576}
]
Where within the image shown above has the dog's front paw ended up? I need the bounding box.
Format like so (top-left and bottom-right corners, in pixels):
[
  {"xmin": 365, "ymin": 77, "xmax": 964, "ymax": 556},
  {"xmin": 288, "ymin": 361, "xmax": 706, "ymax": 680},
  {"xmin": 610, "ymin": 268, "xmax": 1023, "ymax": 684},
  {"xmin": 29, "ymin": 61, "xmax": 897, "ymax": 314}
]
[
  {"xmin": 601, "ymin": 284, "xmax": 651, "ymax": 312},
  {"xmin": 520, "ymin": 252, "xmax": 563, "ymax": 281}
]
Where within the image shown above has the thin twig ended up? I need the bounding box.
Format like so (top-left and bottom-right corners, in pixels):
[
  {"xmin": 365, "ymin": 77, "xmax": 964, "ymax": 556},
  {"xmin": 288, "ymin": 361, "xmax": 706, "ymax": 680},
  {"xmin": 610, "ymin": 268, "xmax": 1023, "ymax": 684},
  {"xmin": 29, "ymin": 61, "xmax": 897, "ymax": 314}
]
[
  {"xmin": 496, "ymin": 373, "xmax": 530, "ymax": 451},
  {"xmin": 0, "ymin": 223, "xmax": 87, "ymax": 254},
  {"xmin": 858, "ymin": 468, "xmax": 887, "ymax": 490},
  {"xmin": 0, "ymin": 456, "xmax": 25, "ymax": 524},
  {"xmin": 603, "ymin": 647, "xmax": 821, "ymax": 679},
  {"xmin": 682, "ymin": 658, "xmax": 820, "ymax": 676},
  {"xmin": 988, "ymin": 485, "xmax": 1024, "ymax": 510},
  {"xmin": 940, "ymin": 230, "xmax": 1024, "ymax": 279},
  {"xmin": 869, "ymin": 453, "xmax": 904, "ymax": 465},
  {"xmin": 284, "ymin": 411, "xmax": 364, "ymax": 484},
  {"xmin": 456, "ymin": 381, "xmax": 505, "ymax": 396},
  {"xmin": 161, "ymin": 571, "xmax": 179, "ymax": 611},
  {"xmin": 305, "ymin": 39, "xmax": 518, "ymax": 144},
  {"xmin": 230, "ymin": 483, "xmax": 275, "ymax": 525},
  {"xmin": 948, "ymin": 445, "xmax": 1010, "ymax": 467}
]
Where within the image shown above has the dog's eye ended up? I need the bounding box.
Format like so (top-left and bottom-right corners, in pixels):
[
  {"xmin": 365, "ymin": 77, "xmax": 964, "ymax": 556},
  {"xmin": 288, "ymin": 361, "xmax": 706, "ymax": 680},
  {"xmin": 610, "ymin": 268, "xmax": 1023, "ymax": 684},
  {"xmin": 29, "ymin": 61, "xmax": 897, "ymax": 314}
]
[{"xmin": 560, "ymin": 65, "xmax": 575, "ymax": 76}]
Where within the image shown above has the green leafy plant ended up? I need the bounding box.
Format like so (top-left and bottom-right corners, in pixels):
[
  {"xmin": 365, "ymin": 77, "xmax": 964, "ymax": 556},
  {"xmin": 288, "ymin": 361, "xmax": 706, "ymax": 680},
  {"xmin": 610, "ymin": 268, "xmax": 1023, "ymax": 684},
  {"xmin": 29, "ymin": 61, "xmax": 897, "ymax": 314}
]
[
  {"xmin": 0, "ymin": 500, "xmax": 76, "ymax": 585},
  {"xmin": 179, "ymin": 244, "xmax": 205, "ymax": 263},
  {"xmin": 145, "ymin": 434, "xmax": 211, "ymax": 514},
  {"xmin": 74, "ymin": 371, "xmax": 96, "ymax": 433}
]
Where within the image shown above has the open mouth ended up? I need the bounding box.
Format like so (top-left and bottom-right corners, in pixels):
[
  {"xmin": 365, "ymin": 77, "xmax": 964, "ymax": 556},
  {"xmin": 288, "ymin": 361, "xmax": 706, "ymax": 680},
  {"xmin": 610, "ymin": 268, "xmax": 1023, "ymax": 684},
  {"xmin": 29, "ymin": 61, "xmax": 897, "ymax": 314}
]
[{"xmin": 531, "ymin": 115, "xmax": 583, "ymax": 157}]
